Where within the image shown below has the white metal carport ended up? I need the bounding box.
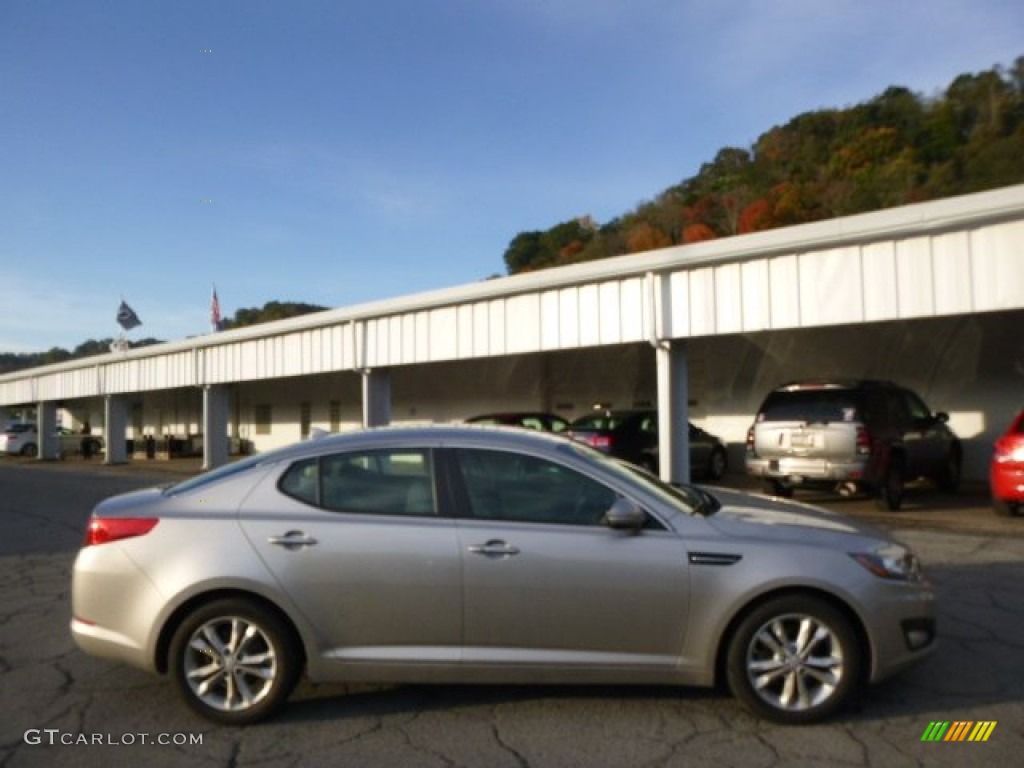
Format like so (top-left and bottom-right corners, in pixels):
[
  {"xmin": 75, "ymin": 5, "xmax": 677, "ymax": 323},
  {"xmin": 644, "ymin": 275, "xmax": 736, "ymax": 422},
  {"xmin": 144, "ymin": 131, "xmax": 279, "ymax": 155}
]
[{"xmin": 2, "ymin": 184, "xmax": 1023, "ymax": 482}]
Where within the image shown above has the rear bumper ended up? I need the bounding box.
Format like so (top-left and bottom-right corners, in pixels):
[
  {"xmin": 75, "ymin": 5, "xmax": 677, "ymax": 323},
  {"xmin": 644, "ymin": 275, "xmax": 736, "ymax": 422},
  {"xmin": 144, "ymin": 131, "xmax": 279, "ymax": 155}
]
[
  {"xmin": 991, "ymin": 466, "xmax": 1024, "ymax": 503},
  {"xmin": 745, "ymin": 456, "xmax": 869, "ymax": 485},
  {"xmin": 70, "ymin": 545, "xmax": 163, "ymax": 674}
]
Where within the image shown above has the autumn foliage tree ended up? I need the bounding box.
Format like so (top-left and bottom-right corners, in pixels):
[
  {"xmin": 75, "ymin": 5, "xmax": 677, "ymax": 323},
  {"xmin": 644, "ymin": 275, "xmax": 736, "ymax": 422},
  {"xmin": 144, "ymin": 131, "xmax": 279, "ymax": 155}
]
[{"xmin": 503, "ymin": 57, "xmax": 1024, "ymax": 274}]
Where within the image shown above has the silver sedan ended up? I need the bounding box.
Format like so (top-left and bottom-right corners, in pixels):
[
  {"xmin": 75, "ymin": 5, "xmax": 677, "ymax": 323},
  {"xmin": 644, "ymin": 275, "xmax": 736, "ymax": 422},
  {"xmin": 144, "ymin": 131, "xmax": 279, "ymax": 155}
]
[{"xmin": 70, "ymin": 425, "xmax": 936, "ymax": 725}]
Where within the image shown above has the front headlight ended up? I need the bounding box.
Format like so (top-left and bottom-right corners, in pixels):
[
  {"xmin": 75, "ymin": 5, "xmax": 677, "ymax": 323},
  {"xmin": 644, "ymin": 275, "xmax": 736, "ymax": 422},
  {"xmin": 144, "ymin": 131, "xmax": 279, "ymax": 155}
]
[{"xmin": 850, "ymin": 543, "xmax": 923, "ymax": 582}]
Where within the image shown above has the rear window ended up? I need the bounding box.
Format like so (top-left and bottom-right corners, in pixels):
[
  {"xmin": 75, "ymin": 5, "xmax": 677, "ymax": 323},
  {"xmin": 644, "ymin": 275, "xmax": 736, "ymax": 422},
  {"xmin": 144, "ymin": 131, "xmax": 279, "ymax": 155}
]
[
  {"xmin": 757, "ymin": 390, "xmax": 860, "ymax": 423},
  {"xmin": 571, "ymin": 412, "xmax": 642, "ymax": 430}
]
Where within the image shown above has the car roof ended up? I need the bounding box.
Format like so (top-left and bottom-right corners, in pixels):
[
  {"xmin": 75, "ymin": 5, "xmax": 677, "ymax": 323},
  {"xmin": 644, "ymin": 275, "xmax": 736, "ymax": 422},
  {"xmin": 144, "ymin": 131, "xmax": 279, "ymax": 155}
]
[
  {"xmin": 250, "ymin": 424, "xmax": 576, "ymax": 465},
  {"xmin": 466, "ymin": 412, "xmax": 563, "ymax": 421},
  {"xmin": 773, "ymin": 379, "xmax": 897, "ymax": 392}
]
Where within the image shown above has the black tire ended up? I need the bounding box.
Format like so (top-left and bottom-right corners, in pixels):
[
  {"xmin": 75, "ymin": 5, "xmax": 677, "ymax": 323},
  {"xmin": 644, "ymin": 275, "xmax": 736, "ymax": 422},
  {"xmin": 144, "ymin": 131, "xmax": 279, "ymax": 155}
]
[
  {"xmin": 935, "ymin": 450, "xmax": 961, "ymax": 493},
  {"xmin": 168, "ymin": 598, "xmax": 302, "ymax": 725},
  {"xmin": 21, "ymin": 443, "xmax": 38, "ymax": 457},
  {"xmin": 876, "ymin": 460, "xmax": 904, "ymax": 511},
  {"xmin": 726, "ymin": 595, "xmax": 862, "ymax": 725},
  {"xmin": 763, "ymin": 479, "xmax": 793, "ymax": 498},
  {"xmin": 706, "ymin": 447, "xmax": 727, "ymax": 481}
]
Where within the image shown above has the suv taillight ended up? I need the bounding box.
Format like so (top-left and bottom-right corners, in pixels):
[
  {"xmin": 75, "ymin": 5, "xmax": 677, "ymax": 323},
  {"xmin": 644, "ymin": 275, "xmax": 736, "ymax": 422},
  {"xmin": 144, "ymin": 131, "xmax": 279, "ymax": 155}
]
[
  {"xmin": 84, "ymin": 517, "xmax": 158, "ymax": 546},
  {"xmin": 856, "ymin": 426, "xmax": 872, "ymax": 455}
]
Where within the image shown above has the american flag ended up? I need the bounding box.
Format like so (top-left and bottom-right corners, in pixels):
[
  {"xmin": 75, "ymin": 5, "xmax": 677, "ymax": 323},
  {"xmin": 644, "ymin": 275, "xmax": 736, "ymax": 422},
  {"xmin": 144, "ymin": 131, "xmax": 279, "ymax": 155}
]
[{"xmin": 210, "ymin": 286, "xmax": 223, "ymax": 331}]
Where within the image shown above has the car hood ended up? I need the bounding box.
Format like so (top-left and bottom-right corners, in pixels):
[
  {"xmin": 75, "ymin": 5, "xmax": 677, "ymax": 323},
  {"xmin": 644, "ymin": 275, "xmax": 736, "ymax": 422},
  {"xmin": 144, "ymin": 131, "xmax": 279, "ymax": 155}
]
[{"xmin": 701, "ymin": 487, "xmax": 894, "ymax": 547}]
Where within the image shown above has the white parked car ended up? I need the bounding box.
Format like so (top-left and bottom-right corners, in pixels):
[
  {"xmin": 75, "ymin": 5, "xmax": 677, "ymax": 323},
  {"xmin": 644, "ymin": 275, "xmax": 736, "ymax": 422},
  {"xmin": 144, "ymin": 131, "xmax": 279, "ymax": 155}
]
[{"xmin": 0, "ymin": 423, "xmax": 103, "ymax": 457}]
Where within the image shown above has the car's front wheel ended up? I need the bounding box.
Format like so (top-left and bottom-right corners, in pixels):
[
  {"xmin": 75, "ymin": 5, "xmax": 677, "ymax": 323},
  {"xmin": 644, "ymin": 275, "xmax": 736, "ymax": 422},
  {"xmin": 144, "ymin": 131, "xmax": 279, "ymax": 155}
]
[
  {"xmin": 168, "ymin": 598, "xmax": 302, "ymax": 725},
  {"xmin": 726, "ymin": 595, "xmax": 862, "ymax": 724}
]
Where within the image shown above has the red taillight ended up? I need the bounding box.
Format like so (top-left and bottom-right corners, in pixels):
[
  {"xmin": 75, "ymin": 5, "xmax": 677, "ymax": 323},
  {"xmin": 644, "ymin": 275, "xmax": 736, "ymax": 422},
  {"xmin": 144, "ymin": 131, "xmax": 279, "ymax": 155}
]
[
  {"xmin": 84, "ymin": 517, "xmax": 159, "ymax": 546},
  {"xmin": 589, "ymin": 434, "xmax": 612, "ymax": 451},
  {"xmin": 856, "ymin": 426, "xmax": 872, "ymax": 455},
  {"xmin": 994, "ymin": 437, "xmax": 1024, "ymax": 464},
  {"xmin": 746, "ymin": 426, "xmax": 755, "ymax": 454}
]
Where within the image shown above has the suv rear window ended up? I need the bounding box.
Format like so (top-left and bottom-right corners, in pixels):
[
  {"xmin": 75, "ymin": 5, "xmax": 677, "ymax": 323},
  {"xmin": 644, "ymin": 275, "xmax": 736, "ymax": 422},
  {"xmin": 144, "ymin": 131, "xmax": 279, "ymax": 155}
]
[{"xmin": 758, "ymin": 389, "xmax": 860, "ymax": 423}]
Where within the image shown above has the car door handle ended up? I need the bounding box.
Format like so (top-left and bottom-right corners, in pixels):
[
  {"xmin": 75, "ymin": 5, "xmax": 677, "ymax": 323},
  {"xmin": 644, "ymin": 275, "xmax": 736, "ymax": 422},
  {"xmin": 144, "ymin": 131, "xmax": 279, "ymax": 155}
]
[
  {"xmin": 267, "ymin": 530, "xmax": 318, "ymax": 549},
  {"xmin": 467, "ymin": 540, "xmax": 520, "ymax": 557}
]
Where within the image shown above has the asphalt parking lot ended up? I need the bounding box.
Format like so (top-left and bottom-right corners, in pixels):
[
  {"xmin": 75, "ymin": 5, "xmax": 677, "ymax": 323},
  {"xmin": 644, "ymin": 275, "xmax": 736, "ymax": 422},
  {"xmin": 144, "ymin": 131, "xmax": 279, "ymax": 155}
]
[{"xmin": 1, "ymin": 456, "xmax": 1022, "ymax": 767}]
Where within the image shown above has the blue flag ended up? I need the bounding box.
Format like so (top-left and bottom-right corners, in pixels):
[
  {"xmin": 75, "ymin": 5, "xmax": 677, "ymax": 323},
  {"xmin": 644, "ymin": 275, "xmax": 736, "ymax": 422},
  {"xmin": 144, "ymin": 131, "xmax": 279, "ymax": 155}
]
[{"xmin": 116, "ymin": 301, "xmax": 142, "ymax": 330}]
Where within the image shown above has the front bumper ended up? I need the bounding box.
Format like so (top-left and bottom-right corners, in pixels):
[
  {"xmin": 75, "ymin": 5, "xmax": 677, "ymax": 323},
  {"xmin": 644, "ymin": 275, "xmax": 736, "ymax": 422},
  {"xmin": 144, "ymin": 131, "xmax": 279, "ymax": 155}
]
[{"xmin": 857, "ymin": 579, "xmax": 937, "ymax": 683}]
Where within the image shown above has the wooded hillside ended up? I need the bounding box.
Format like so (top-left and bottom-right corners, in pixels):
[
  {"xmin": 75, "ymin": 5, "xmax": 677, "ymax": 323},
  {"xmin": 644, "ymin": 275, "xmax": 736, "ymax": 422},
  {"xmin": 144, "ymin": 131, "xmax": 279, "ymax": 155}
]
[{"xmin": 504, "ymin": 58, "xmax": 1024, "ymax": 273}]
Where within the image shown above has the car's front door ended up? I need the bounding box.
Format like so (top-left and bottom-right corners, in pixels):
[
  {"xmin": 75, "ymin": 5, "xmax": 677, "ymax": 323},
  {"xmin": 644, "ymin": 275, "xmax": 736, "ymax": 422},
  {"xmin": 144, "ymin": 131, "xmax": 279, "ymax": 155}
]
[
  {"xmin": 450, "ymin": 448, "xmax": 689, "ymax": 671},
  {"xmin": 895, "ymin": 389, "xmax": 949, "ymax": 478},
  {"xmin": 238, "ymin": 448, "xmax": 463, "ymax": 667}
]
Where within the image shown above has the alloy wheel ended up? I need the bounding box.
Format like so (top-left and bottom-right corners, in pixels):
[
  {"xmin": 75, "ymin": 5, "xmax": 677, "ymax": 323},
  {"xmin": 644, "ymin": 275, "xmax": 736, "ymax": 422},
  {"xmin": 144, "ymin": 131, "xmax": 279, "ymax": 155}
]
[{"xmin": 183, "ymin": 616, "xmax": 278, "ymax": 713}]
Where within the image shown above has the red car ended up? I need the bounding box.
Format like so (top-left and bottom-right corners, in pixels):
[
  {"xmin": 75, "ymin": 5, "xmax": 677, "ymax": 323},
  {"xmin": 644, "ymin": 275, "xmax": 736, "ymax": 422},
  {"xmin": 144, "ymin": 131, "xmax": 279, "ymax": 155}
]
[{"xmin": 991, "ymin": 409, "xmax": 1024, "ymax": 516}]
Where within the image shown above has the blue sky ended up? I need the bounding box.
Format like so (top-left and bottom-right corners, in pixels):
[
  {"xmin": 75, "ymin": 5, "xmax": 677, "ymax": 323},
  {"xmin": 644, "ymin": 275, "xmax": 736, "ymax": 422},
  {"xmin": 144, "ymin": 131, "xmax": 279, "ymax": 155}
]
[{"xmin": 2, "ymin": 0, "xmax": 1021, "ymax": 353}]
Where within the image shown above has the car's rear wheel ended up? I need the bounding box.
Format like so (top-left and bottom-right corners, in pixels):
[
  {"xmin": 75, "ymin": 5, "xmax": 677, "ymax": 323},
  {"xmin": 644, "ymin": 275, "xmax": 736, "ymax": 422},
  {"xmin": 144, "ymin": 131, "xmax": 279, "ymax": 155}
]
[
  {"xmin": 20, "ymin": 443, "xmax": 37, "ymax": 457},
  {"xmin": 993, "ymin": 498, "xmax": 1020, "ymax": 517},
  {"xmin": 726, "ymin": 595, "xmax": 862, "ymax": 724},
  {"xmin": 168, "ymin": 598, "xmax": 302, "ymax": 725},
  {"xmin": 706, "ymin": 447, "xmax": 727, "ymax": 481},
  {"xmin": 639, "ymin": 454, "xmax": 658, "ymax": 474},
  {"xmin": 936, "ymin": 450, "xmax": 961, "ymax": 493},
  {"xmin": 876, "ymin": 460, "xmax": 904, "ymax": 511}
]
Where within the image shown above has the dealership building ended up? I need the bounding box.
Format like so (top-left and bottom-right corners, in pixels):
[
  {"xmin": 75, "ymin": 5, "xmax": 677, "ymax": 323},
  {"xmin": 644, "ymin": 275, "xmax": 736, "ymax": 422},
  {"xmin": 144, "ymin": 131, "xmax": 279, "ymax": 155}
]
[{"xmin": 2, "ymin": 184, "xmax": 1022, "ymax": 483}]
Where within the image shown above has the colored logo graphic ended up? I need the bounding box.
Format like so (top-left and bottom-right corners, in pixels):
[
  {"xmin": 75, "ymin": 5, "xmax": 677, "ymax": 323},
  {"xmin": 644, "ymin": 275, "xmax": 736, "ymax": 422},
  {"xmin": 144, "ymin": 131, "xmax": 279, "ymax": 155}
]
[{"xmin": 921, "ymin": 721, "xmax": 997, "ymax": 742}]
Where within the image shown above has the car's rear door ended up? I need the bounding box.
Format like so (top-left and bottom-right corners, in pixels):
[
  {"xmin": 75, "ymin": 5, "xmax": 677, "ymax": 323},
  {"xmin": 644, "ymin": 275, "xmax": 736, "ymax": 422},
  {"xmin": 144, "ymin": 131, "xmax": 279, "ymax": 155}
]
[{"xmin": 449, "ymin": 447, "xmax": 689, "ymax": 672}]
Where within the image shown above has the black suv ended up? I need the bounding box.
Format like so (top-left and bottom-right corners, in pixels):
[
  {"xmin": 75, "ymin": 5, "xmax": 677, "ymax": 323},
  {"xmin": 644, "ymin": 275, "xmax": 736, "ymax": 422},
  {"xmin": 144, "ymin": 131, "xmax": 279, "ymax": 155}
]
[{"xmin": 745, "ymin": 380, "xmax": 961, "ymax": 509}]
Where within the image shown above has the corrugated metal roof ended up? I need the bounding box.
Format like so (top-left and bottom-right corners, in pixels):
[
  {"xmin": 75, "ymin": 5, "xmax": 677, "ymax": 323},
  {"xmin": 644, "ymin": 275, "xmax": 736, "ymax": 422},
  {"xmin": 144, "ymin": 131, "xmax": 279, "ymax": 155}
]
[{"xmin": 2, "ymin": 184, "xmax": 1023, "ymax": 405}]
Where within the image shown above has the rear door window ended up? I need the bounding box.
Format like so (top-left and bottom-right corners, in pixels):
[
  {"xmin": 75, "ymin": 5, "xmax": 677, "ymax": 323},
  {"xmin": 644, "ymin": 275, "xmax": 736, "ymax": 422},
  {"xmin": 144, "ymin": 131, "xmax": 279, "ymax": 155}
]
[{"xmin": 279, "ymin": 449, "xmax": 438, "ymax": 517}]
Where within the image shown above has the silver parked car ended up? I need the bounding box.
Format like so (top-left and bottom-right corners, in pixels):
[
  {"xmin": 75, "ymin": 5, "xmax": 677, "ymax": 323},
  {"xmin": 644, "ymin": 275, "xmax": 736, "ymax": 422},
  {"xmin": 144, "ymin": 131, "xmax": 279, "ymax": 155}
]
[{"xmin": 71, "ymin": 426, "xmax": 936, "ymax": 725}]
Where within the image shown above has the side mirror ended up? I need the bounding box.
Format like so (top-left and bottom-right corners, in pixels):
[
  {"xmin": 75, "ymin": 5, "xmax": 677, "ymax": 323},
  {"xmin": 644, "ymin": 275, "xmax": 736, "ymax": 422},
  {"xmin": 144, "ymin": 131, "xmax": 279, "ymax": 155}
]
[
  {"xmin": 604, "ymin": 497, "xmax": 646, "ymax": 532},
  {"xmin": 935, "ymin": 412, "xmax": 950, "ymax": 423}
]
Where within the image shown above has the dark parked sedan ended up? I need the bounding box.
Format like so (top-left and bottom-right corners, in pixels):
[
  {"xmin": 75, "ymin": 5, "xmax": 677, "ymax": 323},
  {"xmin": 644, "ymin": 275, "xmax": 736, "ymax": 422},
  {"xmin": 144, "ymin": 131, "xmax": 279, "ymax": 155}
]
[
  {"xmin": 465, "ymin": 411, "xmax": 570, "ymax": 433},
  {"xmin": 71, "ymin": 426, "xmax": 934, "ymax": 726},
  {"xmin": 567, "ymin": 409, "xmax": 728, "ymax": 480}
]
